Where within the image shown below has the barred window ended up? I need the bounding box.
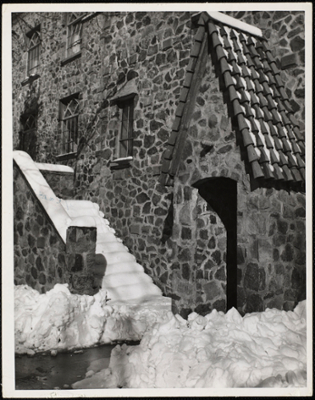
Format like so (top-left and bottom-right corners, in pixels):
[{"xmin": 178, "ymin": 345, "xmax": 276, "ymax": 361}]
[
  {"xmin": 23, "ymin": 114, "xmax": 37, "ymax": 131},
  {"xmin": 60, "ymin": 94, "xmax": 80, "ymax": 154},
  {"xmin": 27, "ymin": 26, "xmax": 40, "ymax": 75},
  {"xmin": 117, "ymin": 97, "xmax": 134, "ymax": 159},
  {"xmin": 67, "ymin": 13, "xmax": 83, "ymax": 58},
  {"xmin": 19, "ymin": 113, "xmax": 38, "ymax": 159}
]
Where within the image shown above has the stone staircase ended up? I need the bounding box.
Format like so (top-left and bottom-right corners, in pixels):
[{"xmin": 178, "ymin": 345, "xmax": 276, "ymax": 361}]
[
  {"xmin": 13, "ymin": 150, "xmax": 163, "ymax": 304},
  {"xmin": 61, "ymin": 199, "xmax": 162, "ymax": 303}
]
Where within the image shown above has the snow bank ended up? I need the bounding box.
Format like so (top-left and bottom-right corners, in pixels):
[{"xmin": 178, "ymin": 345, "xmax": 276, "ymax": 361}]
[
  {"xmin": 14, "ymin": 284, "xmax": 171, "ymax": 354},
  {"xmin": 72, "ymin": 302, "xmax": 307, "ymax": 389}
]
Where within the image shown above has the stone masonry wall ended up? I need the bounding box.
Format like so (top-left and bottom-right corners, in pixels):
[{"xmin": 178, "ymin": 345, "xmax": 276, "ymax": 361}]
[
  {"xmin": 40, "ymin": 170, "xmax": 75, "ymax": 199},
  {"xmin": 14, "ymin": 163, "xmax": 101, "ymax": 295},
  {"xmin": 14, "ymin": 163, "xmax": 69, "ymax": 293},
  {"xmin": 70, "ymin": 12, "xmax": 196, "ymax": 308},
  {"xmin": 12, "ymin": 11, "xmax": 306, "ymax": 316},
  {"xmin": 12, "ymin": 12, "xmax": 108, "ymax": 165},
  {"xmin": 173, "ymin": 36, "xmax": 306, "ymax": 315}
]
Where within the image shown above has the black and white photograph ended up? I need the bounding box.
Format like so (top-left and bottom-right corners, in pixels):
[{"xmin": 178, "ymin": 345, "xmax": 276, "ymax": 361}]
[{"xmin": 2, "ymin": 2, "xmax": 313, "ymax": 397}]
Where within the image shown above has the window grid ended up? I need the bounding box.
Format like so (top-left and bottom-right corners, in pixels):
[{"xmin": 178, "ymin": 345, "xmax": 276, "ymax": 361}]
[
  {"xmin": 24, "ymin": 115, "xmax": 37, "ymax": 131},
  {"xmin": 19, "ymin": 114, "xmax": 37, "ymax": 159},
  {"xmin": 28, "ymin": 30, "xmax": 40, "ymax": 75},
  {"xmin": 67, "ymin": 13, "xmax": 82, "ymax": 57},
  {"xmin": 61, "ymin": 97, "xmax": 80, "ymax": 154},
  {"xmin": 119, "ymin": 100, "xmax": 134, "ymax": 158}
]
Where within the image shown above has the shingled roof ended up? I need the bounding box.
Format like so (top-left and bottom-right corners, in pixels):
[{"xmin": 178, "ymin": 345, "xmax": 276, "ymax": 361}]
[{"xmin": 159, "ymin": 12, "xmax": 305, "ymax": 191}]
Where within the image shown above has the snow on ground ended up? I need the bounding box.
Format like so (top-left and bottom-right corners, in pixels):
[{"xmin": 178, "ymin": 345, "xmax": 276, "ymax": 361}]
[
  {"xmin": 14, "ymin": 284, "xmax": 171, "ymax": 354},
  {"xmin": 72, "ymin": 301, "xmax": 307, "ymax": 389}
]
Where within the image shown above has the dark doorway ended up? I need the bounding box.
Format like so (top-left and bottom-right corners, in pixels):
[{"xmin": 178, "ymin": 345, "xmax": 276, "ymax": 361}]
[{"xmin": 193, "ymin": 177, "xmax": 237, "ymax": 310}]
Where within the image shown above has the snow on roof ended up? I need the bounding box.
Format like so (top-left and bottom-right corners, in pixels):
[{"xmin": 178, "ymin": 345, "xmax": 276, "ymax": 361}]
[
  {"xmin": 207, "ymin": 11, "xmax": 263, "ymax": 38},
  {"xmin": 35, "ymin": 162, "xmax": 74, "ymax": 173}
]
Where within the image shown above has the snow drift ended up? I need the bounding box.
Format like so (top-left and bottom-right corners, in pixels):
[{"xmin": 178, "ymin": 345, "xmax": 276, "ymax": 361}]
[
  {"xmin": 14, "ymin": 284, "xmax": 171, "ymax": 354},
  {"xmin": 72, "ymin": 301, "xmax": 307, "ymax": 389}
]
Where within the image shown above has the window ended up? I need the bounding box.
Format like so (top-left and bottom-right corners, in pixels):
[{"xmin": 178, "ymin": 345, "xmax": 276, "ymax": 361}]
[
  {"xmin": 27, "ymin": 26, "xmax": 40, "ymax": 75},
  {"xmin": 66, "ymin": 13, "xmax": 83, "ymax": 58},
  {"xmin": 19, "ymin": 113, "xmax": 37, "ymax": 159},
  {"xmin": 59, "ymin": 94, "xmax": 80, "ymax": 154},
  {"xmin": 116, "ymin": 97, "xmax": 134, "ymax": 159}
]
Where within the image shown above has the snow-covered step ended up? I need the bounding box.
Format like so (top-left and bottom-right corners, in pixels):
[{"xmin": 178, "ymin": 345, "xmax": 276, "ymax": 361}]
[
  {"xmin": 104, "ymin": 262, "xmax": 145, "ymax": 276},
  {"xmin": 105, "ymin": 282, "xmax": 162, "ymax": 302},
  {"xmin": 100, "ymin": 251, "xmax": 136, "ymax": 265},
  {"xmin": 96, "ymin": 236, "xmax": 122, "ymax": 249},
  {"xmin": 63, "ymin": 199, "xmax": 102, "ymax": 212},
  {"xmin": 95, "ymin": 241, "xmax": 128, "ymax": 254},
  {"xmin": 104, "ymin": 271, "xmax": 154, "ymax": 287},
  {"xmin": 97, "ymin": 232, "xmax": 122, "ymax": 242}
]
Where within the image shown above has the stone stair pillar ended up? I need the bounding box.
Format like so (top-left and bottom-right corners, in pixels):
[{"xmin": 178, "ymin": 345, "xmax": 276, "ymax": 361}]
[{"xmin": 66, "ymin": 226, "xmax": 101, "ymax": 295}]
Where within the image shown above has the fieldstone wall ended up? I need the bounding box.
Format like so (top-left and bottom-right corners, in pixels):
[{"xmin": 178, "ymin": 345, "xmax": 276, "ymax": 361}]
[
  {"xmin": 69, "ymin": 12, "xmax": 196, "ymax": 306},
  {"xmin": 12, "ymin": 12, "xmax": 108, "ymax": 164},
  {"xmin": 12, "ymin": 11, "xmax": 306, "ymax": 316},
  {"xmin": 14, "ymin": 163, "xmax": 69, "ymax": 293},
  {"xmin": 14, "ymin": 163, "xmax": 101, "ymax": 295},
  {"xmin": 40, "ymin": 170, "xmax": 74, "ymax": 199},
  {"xmin": 172, "ymin": 39, "xmax": 306, "ymax": 314}
]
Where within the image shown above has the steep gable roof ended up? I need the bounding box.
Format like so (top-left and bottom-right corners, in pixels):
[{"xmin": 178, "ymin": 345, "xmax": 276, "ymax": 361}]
[{"xmin": 160, "ymin": 12, "xmax": 305, "ymax": 192}]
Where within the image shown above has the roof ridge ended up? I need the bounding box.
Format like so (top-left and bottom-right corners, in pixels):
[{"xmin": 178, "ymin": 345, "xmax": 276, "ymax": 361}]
[{"xmin": 192, "ymin": 11, "xmax": 263, "ymax": 38}]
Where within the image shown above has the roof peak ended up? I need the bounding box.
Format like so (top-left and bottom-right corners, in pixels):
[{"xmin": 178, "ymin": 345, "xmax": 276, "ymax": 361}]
[{"xmin": 193, "ymin": 11, "xmax": 263, "ymax": 38}]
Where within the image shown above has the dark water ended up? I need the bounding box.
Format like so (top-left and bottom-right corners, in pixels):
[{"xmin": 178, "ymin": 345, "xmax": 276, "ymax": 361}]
[{"xmin": 15, "ymin": 344, "xmax": 116, "ymax": 390}]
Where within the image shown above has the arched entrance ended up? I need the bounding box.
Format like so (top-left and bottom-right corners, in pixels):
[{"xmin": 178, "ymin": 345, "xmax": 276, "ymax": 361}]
[{"xmin": 193, "ymin": 177, "xmax": 237, "ymax": 310}]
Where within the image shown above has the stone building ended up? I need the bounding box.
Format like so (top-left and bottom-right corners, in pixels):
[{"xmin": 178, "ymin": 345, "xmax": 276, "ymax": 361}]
[{"xmin": 12, "ymin": 10, "xmax": 306, "ymax": 316}]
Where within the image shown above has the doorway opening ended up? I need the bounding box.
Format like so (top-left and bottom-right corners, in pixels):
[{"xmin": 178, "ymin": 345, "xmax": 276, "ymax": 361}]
[{"xmin": 193, "ymin": 177, "xmax": 237, "ymax": 310}]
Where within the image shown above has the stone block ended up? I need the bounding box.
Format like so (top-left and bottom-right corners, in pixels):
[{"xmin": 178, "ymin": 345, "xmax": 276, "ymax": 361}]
[
  {"xmin": 69, "ymin": 254, "xmax": 84, "ymax": 272},
  {"xmin": 237, "ymin": 246, "xmax": 246, "ymax": 264},
  {"xmin": 245, "ymin": 293, "xmax": 264, "ymax": 313},
  {"xmin": 244, "ymin": 263, "xmax": 266, "ymax": 291},
  {"xmin": 295, "ymin": 207, "xmax": 305, "ymax": 218},
  {"xmin": 162, "ymin": 38, "xmax": 172, "ymax": 51},
  {"xmin": 258, "ymin": 238, "xmax": 273, "ymax": 263},
  {"xmin": 182, "ymin": 264, "xmax": 190, "ymax": 280},
  {"xmin": 291, "ymin": 267, "xmax": 305, "ymax": 291},
  {"xmin": 290, "ymin": 36, "xmax": 305, "ymax": 52},
  {"xmin": 37, "ymin": 237, "xmax": 46, "ymax": 248},
  {"xmin": 179, "ymin": 203, "xmax": 192, "ymax": 225},
  {"xmin": 203, "ymin": 280, "xmax": 222, "ymax": 301},
  {"xmin": 181, "ymin": 227, "xmax": 192, "ymax": 240},
  {"xmin": 281, "ymin": 53, "xmax": 297, "ymax": 70},
  {"xmin": 280, "ymin": 243, "xmax": 294, "ymax": 262},
  {"xmin": 215, "ymin": 266, "xmax": 226, "ymax": 281},
  {"xmin": 212, "ymin": 299, "xmax": 226, "ymax": 312},
  {"xmin": 178, "ymin": 248, "xmax": 192, "ymax": 262}
]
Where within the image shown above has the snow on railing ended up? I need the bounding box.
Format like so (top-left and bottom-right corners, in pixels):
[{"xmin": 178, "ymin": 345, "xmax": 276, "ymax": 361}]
[{"xmin": 14, "ymin": 151, "xmax": 72, "ymax": 242}]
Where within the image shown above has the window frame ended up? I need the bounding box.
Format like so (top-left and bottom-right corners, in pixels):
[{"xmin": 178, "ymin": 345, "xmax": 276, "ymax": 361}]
[
  {"xmin": 19, "ymin": 113, "xmax": 38, "ymax": 159},
  {"xmin": 26, "ymin": 25, "xmax": 41, "ymax": 76},
  {"xmin": 66, "ymin": 13, "xmax": 83, "ymax": 59},
  {"xmin": 59, "ymin": 93, "xmax": 80, "ymax": 156},
  {"xmin": 116, "ymin": 95, "xmax": 135, "ymax": 160}
]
